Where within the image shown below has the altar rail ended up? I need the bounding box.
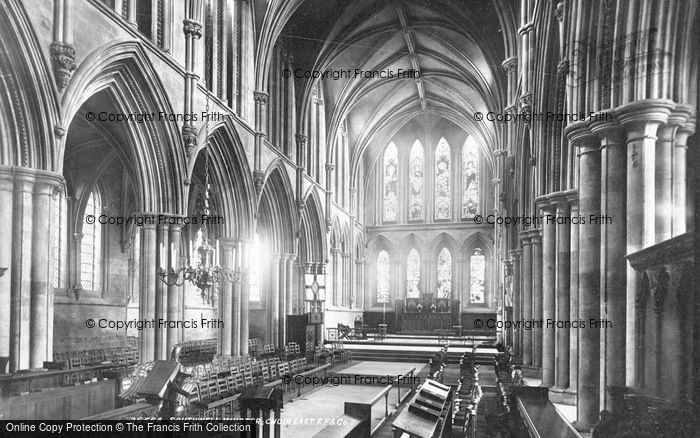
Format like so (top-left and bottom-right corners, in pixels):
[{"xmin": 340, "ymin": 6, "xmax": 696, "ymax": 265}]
[{"xmin": 400, "ymin": 313, "xmax": 453, "ymax": 332}]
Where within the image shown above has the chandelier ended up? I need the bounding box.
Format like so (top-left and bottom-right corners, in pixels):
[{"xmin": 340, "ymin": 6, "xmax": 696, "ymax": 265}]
[{"xmin": 159, "ymin": 83, "xmax": 241, "ymax": 303}]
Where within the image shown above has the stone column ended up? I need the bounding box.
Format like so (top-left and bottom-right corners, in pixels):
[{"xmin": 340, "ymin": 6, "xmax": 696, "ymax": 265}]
[
  {"xmin": 531, "ymin": 229, "xmax": 543, "ymax": 369},
  {"xmin": 127, "ymin": 0, "xmax": 137, "ymax": 26},
  {"xmin": 271, "ymin": 254, "xmax": 281, "ymax": 347},
  {"xmin": 331, "ymin": 248, "xmax": 340, "ymax": 307},
  {"xmin": 166, "ymin": 225, "xmax": 183, "ymax": 356},
  {"xmin": 139, "ymin": 223, "xmax": 157, "ymax": 362},
  {"xmin": 182, "ymin": 13, "xmax": 202, "ymax": 157},
  {"xmin": 286, "ymin": 255, "xmax": 296, "ymax": 316},
  {"xmin": 0, "ymin": 173, "xmax": 12, "ymax": 363},
  {"xmin": 154, "ymin": 224, "xmax": 169, "ymax": 360},
  {"xmin": 356, "ymin": 259, "xmax": 365, "ymax": 310},
  {"xmin": 655, "ymin": 124, "xmax": 675, "ymax": 242},
  {"xmin": 540, "ymin": 201, "xmax": 556, "ymax": 387},
  {"xmin": 569, "ymin": 127, "xmax": 602, "ymax": 431},
  {"xmin": 232, "ymin": 240, "xmax": 243, "ymax": 356},
  {"xmin": 520, "ymin": 232, "xmax": 533, "ymax": 366},
  {"xmin": 239, "ymin": 240, "xmax": 249, "ymax": 356},
  {"xmin": 342, "ymin": 253, "xmax": 351, "ymax": 307},
  {"xmin": 278, "ymin": 254, "xmax": 289, "ymax": 347},
  {"xmin": 617, "ymin": 101, "xmax": 672, "ymax": 386},
  {"xmin": 253, "ymin": 91, "xmax": 269, "ymax": 192},
  {"xmin": 10, "ymin": 170, "xmax": 34, "ymax": 371},
  {"xmin": 218, "ymin": 238, "xmax": 236, "ymax": 356},
  {"xmin": 552, "ymin": 192, "xmax": 573, "ymax": 395},
  {"xmin": 672, "ymin": 125, "xmax": 692, "ymax": 236},
  {"xmin": 30, "ymin": 174, "xmax": 61, "ymax": 368},
  {"xmin": 510, "ymin": 250, "xmax": 522, "ymax": 357},
  {"xmin": 592, "ymin": 122, "xmax": 627, "ymax": 413},
  {"xmin": 567, "ymin": 197, "xmax": 579, "ymax": 396}
]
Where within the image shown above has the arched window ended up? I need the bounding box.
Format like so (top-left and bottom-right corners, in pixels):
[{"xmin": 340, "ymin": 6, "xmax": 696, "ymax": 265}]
[
  {"xmin": 434, "ymin": 137, "xmax": 451, "ymax": 220},
  {"xmin": 406, "ymin": 249, "xmax": 421, "ymax": 298},
  {"xmin": 383, "ymin": 142, "xmax": 399, "ymax": 222},
  {"xmin": 408, "ymin": 139, "xmax": 424, "ymax": 221},
  {"xmin": 52, "ymin": 192, "xmax": 66, "ymax": 289},
  {"xmin": 81, "ymin": 190, "xmax": 102, "ymax": 290},
  {"xmin": 376, "ymin": 250, "xmax": 391, "ymax": 303},
  {"xmin": 470, "ymin": 248, "xmax": 486, "ymax": 303},
  {"xmin": 462, "ymin": 136, "xmax": 480, "ymax": 219},
  {"xmin": 436, "ymin": 248, "xmax": 452, "ymax": 298},
  {"xmin": 249, "ymin": 233, "xmax": 262, "ymax": 302}
]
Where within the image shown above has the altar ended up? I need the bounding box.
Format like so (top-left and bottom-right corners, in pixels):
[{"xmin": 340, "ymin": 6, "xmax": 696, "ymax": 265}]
[
  {"xmin": 398, "ymin": 296, "xmax": 458, "ymax": 333},
  {"xmin": 400, "ymin": 312, "xmax": 453, "ymax": 332}
]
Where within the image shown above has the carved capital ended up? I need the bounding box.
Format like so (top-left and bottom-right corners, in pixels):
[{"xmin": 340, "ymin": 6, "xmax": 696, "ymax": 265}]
[
  {"xmin": 50, "ymin": 42, "xmax": 76, "ymax": 90},
  {"xmin": 557, "ymin": 59, "xmax": 569, "ymax": 75},
  {"xmin": 555, "ymin": 2, "xmax": 565, "ymax": 22},
  {"xmin": 502, "ymin": 56, "xmax": 518, "ymax": 75},
  {"xmin": 296, "ymin": 199, "xmax": 305, "ymax": 213},
  {"xmin": 182, "ymin": 125, "xmax": 198, "ymax": 158},
  {"xmin": 183, "ymin": 19, "xmax": 203, "ymax": 38},
  {"xmin": 325, "ymin": 163, "xmax": 335, "ymax": 172},
  {"xmin": 295, "ymin": 134, "xmax": 307, "ymax": 146},
  {"xmin": 253, "ymin": 170, "xmax": 265, "ymax": 193},
  {"xmin": 519, "ymin": 93, "xmax": 533, "ymax": 115},
  {"xmin": 505, "ymin": 155, "xmax": 516, "ymax": 177},
  {"xmin": 253, "ymin": 91, "xmax": 269, "ymax": 105}
]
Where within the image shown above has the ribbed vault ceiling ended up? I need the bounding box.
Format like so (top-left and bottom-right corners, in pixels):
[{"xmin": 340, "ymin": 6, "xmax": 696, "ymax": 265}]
[{"xmin": 282, "ymin": 0, "xmax": 507, "ymax": 180}]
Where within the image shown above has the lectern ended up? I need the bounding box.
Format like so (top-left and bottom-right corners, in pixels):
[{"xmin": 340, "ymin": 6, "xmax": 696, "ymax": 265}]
[{"xmin": 392, "ymin": 379, "xmax": 452, "ymax": 438}]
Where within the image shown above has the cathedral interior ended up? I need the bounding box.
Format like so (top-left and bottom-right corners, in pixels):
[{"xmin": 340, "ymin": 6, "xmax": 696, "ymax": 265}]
[{"xmin": 0, "ymin": 0, "xmax": 699, "ymax": 437}]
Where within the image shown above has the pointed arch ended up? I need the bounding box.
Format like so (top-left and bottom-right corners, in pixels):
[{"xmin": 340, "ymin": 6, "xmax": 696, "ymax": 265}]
[
  {"xmin": 428, "ymin": 232, "xmax": 460, "ymax": 257},
  {"xmin": 298, "ymin": 188, "xmax": 326, "ymax": 263},
  {"xmin": 0, "ymin": 0, "xmax": 60, "ymax": 170},
  {"xmin": 258, "ymin": 163, "xmax": 296, "ymax": 253},
  {"xmin": 60, "ymin": 40, "xmax": 185, "ymax": 214},
  {"xmin": 355, "ymin": 231, "xmax": 366, "ymax": 260},
  {"xmin": 188, "ymin": 121, "xmax": 256, "ymax": 239},
  {"xmin": 367, "ymin": 234, "xmax": 395, "ymax": 261},
  {"xmin": 396, "ymin": 233, "xmax": 427, "ymax": 258}
]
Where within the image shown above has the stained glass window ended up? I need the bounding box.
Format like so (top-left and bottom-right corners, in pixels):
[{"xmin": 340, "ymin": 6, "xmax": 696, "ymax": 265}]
[
  {"xmin": 406, "ymin": 249, "xmax": 421, "ymax": 298},
  {"xmin": 376, "ymin": 250, "xmax": 390, "ymax": 303},
  {"xmin": 436, "ymin": 248, "xmax": 452, "ymax": 298},
  {"xmin": 462, "ymin": 136, "xmax": 480, "ymax": 219},
  {"xmin": 434, "ymin": 138, "xmax": 451, "ymax": 220},
  {"xmin": 470, "ymin": 248, "xmax": 485, "ymax": 303},
  {"xmin": 383, "ymin": 142, "xmax": 399, "ymax": 222},
  {"xmin": 408, "ymin": 139, "xmax": 424, "ymax": 221},
  {"xmin": 249, "ymin": 233, "xmax": 262, "ymax": 302},
  {"xmin": 52, "ymin": 192, "xmax": 66, "ymax": 289},
  {"xmin": 81, "ymin": 190, "xmax": 101, "ymax": 290}
]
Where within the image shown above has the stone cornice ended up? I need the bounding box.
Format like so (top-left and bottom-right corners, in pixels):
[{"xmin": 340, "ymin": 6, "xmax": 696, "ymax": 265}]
[{"xmin": 626, "ymin": 232, "xmax": 693, "ymax": 270}]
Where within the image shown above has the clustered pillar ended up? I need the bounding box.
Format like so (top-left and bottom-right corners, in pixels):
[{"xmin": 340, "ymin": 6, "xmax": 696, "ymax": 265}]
[
  {"xmin": 508, "ymin": 102, "xmax": 692, "ymax": 431},
  {"xmin": 139, "ymin": 218, "xmax": 185, "ymax": 362}
]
